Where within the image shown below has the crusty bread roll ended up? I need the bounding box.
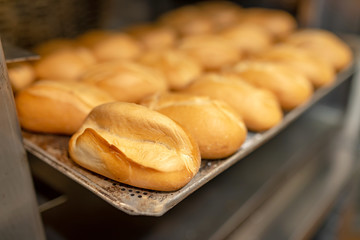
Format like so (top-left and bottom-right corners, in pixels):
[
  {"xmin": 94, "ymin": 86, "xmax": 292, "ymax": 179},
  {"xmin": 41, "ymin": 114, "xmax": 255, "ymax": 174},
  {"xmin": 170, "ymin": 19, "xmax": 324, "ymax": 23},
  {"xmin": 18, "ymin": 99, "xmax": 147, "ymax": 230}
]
[
  {"xmin": 33, "ymin": 38, "xmax": 78, "ymax": 56},
  {"xmin": 15, "ymin": 80, "xmax": 115, "ymax": 135},
  {"xmin": 178, "ymin": 34, "xmax": 240, "ymax": 71},
  {"xmin": 181, "ymin": 73, "xmax": 283, "ymax": 132},
  {"xmin": 138, "ymin": 49, "xmax": 202, "ymax": 90},
  {"xmin": 80, "ymin": 61, "xmax": 167, "ymax": 103},
  {"xmin": 284, "ymin": 29, "xmax": 352, "ymax": 71},
  {"xmin": 33, "ymin": 48, "xmax": 97, "ymax": 81},
  {"xmin": 158, "ymin": 5, "xmax": 215, "ymax": 37},
  {"xmin": 76, "ymin": 29, "xmax": 115, "ymax": 49},
  {"xmin": 7, "ymin": 62, "xmax": 36, "ymax": 92},
  {"xmin": 229, "ymin": 61, "xmax": 313, "ymax": 110},
  {"xmin": 221, "ymin": 23, "xmax": 273, "ymax": 56},
  {"xmin": 69, "ymin": 102, "xmax": 201, "ymax": 191},
  {"xmin": 197, "ymin": 0, "xmax": 243, "ymax": 30},
  {"xmin": 257, "ymin": 44, "xmax": 335, "ymax": 88},
  {"xmin": 240, "ymin": 8, "xmax": 297, "ymax": 39},
  {"xmin": 141, "ymin": 92, "xmax": 247, "ymax": 159},
  {"xmin": 89, "ymin": 33, "xmax": 142, "ymax": 62},
  {"xmin": 125, "ymin": 23, "xmax": 177, "ymax": 50}
]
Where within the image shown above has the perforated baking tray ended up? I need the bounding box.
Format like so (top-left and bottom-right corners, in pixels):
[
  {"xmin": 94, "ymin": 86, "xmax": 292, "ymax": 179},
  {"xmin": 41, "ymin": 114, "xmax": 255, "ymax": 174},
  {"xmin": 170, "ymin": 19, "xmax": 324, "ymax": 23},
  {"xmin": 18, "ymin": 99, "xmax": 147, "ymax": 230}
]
[{"xmin": 22, "ymin": 62, "xmax": 355, "ymax": 216}]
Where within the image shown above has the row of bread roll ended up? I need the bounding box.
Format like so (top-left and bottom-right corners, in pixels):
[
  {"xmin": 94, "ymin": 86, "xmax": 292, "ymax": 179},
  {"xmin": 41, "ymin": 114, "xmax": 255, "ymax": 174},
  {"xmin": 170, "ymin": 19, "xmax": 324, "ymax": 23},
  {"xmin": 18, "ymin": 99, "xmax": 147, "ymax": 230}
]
[{"xmin": 157, "ymin": 1, "xmax": 297, "ymax": 39}]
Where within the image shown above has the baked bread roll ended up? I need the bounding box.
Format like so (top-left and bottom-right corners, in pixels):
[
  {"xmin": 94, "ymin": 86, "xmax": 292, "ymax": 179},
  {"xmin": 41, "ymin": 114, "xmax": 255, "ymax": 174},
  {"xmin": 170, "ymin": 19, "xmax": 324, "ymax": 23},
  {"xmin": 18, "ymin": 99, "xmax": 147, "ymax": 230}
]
[
  {"xmin": 76, "ymin": 29, "xmax": 115, "ymax": 49},
  {"xmin": 15, "ymin": 80, "xmax": 115, "ymax": 135},
  {"xmin": 197, "ymin": 1, "xmax": 243, "ymax": 30},
  {"xmin": 178, "ymin": 34, "xmax": 240, "ymax": 71},
  {"xmin": 181, "ymin": 73, "xmax": 283, "ymax": 132},
  {"xmin": 158, "ymin": 5, "xmax": 214, "ymax": 37},
  {"xmin": 33, "ymin": 38, "xmax": 78, "ymax": 56},
  {"xmin": 284, "ymin": 29, "xmax": 352, "ymax": 71},
  {"xmin": 33, "ymin": 48, "xmax": 97, "ymax": 81},
  {"xmin": 69, "ymin": 102, "xmax": 201, "ymax": 191},
  {"xmin": 7, "ymin": 62, "xmax": 36, "ymax": 92},
  {"xmin": 125, "ymin": 23, "xmax": 177, "ymax": 50},
  {"xmin": 240, "ymin": 8, "xmax": 297, "ymax": 39},
  {"xmin": 257, "ymin": 44, "xmax": 335, "ymax": 87},
  {"xmin": 89, "ymin": 33, "xmax": 142, "ymax": 62},
  {"xmin": 141, "ymin": 92, "xmax": 247, "ymax": 159},
  {"xmin": 80, "ymin": 61, "xmax": 167, "ymax": 103},
  {"xmin": 138, "ymin": 49, "xmax": 202, "ymax": 90},
  {"xmin": 229, "ymin": 61, "xmax": 313, "ymax": 110},
  {"xmin": 221, "ymin": 23, "xmax": 273, "ymax": 56}
]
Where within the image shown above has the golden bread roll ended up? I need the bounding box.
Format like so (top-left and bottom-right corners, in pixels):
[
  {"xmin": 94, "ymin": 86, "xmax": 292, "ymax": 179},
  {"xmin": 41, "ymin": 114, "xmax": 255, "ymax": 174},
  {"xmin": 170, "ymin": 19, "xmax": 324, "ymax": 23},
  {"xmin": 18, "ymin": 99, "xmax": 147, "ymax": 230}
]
[
  {"xmin": 197, "ymin": 1, "xmax": 243, "ymax": 30},
  {"xmin": 158, "ymin": 5, "xmax": 214, "ymax": 37},
  {"xmin": 181, "ymin": 73, "xmax": 283, "ymax": 131},
  {"xmin": 90, "ymin": 33, "xmax": 142, "ymax": 62},
  {"xmin": 15, "ymin": 80, "xmax": 115, "ymax": 135},
  {"xmin": 33, "ymin": 48, "xmax": 97, "ymax": 81},
  {"xmin": 138, "ymin": 49, "xmax": 202, "ymax": 90},
  {"xmin": 33, "ymin": 38, "xmax": 78, "ymax": 56},
  {"xmin": 257, "ymin": 44, "xmax": 335, "ymax": 88},
  {"xmin": 69, "ymin": 102, "xmax": 201, "ymax": 191},
  {"xmin": 285, "ymin": 29, "xmax": 352, "ymax": 71},
  {"xmin": 141, "ymin": 92, "xmax": 247, "ymax": 159},
  {"xmin": 76, "ymin": 29, "xmax": 115, "ymax": 49},
  {"xmin": 229, "ymin": 61, "xmax": 313, "ymax": 110},
  {"xmin": 7, "ymin": 62, "xmax": 36, "ymax": 92},
  {"xmin": 221, "ymin": 23, "xmax": 273, "ymax": 56},
  {"xmin": 125, "ymin": 23, "xmax": 177, "ymax": 50},
  {"xmin": 240, "ymin": 8, "xmax": 297, "ymax": 39},
  {"xmin": 178, "ymin": 34, "xmax": 240, "ymax": 71},
  {"xmin": 80, "ymin": 61, "xmax": 167, "ymax": 102}
]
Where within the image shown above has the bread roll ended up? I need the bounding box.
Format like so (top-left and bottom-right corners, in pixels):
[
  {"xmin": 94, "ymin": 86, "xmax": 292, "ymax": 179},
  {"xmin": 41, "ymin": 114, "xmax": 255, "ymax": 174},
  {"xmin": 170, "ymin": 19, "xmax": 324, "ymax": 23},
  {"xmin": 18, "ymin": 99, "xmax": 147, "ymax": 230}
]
[
  {"xmin": 240, "ymin": 8, "xmax": 297, "ymax": 39},
  {"xmin": 15, "ymin": 80, "xmax": 115, "ymax": 135},
  {"xmin": 285, "ymin": 29, "xmax": 352, "ymax": 71},
  {"xmin": 158, "ymin": 5, "xmax": 214, "ymax": 37},
  {"xmin": 125, "ymin": 23, "xmax": 177, "ymax": 50},
  {"xmin": 197, "ymin": 1, "xmax": 243, "ymax": 30},
  {"xmin": 89, "ymin": 33, "xmax": 142, "ymax": 62},
  {"xmin": 76, "ymin": 30, "xmax": 115, "ymax": 49},
  {"xmin": 221, "ymin": 23, "xmax": 273, "ymax": 56},
  {"xmin": 138, "ymin": 49, "xmax": 202, "ymax": 90},
  {"xmin": 229, "ymin": 61, "xmax": 313, "ymax": 110},
  {"xmin": 80, "ymin": 61, "xmax": 167, "ymax": 102},
  {"xmin": 7, "ymin": 62, "xmax": 36, "ymax": 92},
  {"xmin": 181, "ymin": 73, "xmax": 283, "ymax": 131},
  {"xmin": 33, "ymin": 38, "xmax": 78, "ymax": 56},
  {"xmin": 69, "ymin": 102, "xmax": 201, "ymax": 191},
  {"xmin": 178, "ymin": 34, "xmax": 240, "ymax": 71},
  {"xmin": 141, "ymin": 92, "xmax": 247, "ymax": 159},
  {"xmin": 33, "ymin": 48, "xmax": 97, "ymax": 81},
  {"xmin": 257, "ymin": 44, "xmax": 335, "ymax": 87}
]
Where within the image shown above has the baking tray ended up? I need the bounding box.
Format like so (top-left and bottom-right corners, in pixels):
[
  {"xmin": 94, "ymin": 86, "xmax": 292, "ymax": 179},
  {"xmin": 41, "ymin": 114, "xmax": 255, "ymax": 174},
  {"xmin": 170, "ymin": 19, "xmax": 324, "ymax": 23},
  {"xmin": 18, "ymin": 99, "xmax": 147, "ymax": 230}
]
[
  {"xmin": 22, "ymin": 62, "xmax": 355, "ymax": 216},
  {"xmin": 3, "ymin": 40, "xmax": 39, "ymax": 63}
]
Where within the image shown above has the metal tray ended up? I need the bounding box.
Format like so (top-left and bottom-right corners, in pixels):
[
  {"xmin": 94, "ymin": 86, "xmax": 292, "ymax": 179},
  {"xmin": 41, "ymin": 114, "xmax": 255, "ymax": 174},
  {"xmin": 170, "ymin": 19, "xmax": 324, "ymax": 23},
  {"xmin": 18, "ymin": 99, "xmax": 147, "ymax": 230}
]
[{"xmin": 22, "ymin": 63, "xmax": 355, "ymax": 216}]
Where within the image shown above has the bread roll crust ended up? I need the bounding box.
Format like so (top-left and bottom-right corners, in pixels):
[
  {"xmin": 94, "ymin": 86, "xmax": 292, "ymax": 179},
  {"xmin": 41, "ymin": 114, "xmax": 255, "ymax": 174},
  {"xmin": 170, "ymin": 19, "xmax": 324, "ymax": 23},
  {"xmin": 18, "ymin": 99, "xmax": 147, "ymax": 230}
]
[
  {"xmin": 257, "ymin": 44, "xmax": 335, "ymax": 88},
  {"xmin": 230, "ymin": 61, "xmax": 313, "ymax": 110},
  {"xmin": 141, "ymin": 93, "xmax": 247, "ymax": 159},
  {"xmin": 138, "ymin": 49, "xmax": 202, "ymax": 90},
  {"xmin": 15, "ymin": 80, "xmax": 114, "ymax": 134},
  {"xmin": 69, "ymin": 102, "xmax": 201, "ymax": 191},
  {"xmin": 178, "ymin": 34, "xmax": 240, "ymax": 71},
  {"xmin": 7, "ymin": 62, "xmax": 36, "ymax": 92},
  {"xmin": 80, "ymin": 61, "xmax": 168, "ymax": 103},
  {"xmin": 90, "ymin": 33, "xmax": 142, "ymax": 62},
  {"xmin": 182, "ymin": 73, "xmax": 283, "ymax": 131},
  {"xmin": 285, "ymin": 29, "xmax": 353, "ymax": 71},
  {"xmin": 33, "ymin": 48, "xmax": 97, "ymax": 81}
]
